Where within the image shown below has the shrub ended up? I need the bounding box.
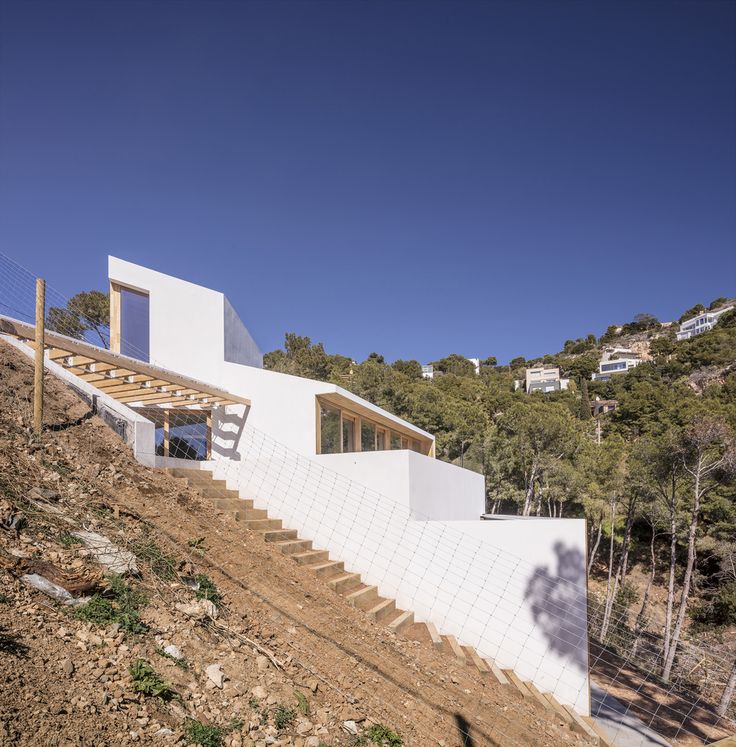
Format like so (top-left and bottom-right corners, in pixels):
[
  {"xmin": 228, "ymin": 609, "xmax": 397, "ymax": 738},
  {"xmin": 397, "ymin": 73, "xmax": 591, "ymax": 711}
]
[
  {"xmin": 274, "ymin": 704, "xmax": 295, "ymax": 730},
  {"xmin": 364, "ymin": 723, "xmax": 403, "ymax": 746},
  {"xmin": 182, "ymin": 718, "xmax": 225, "ymax": 747},
  {"xmin": 195, "ymin": 574, "xmax": 222, "ymax": 605},
  {"xmin": 129, "ymin": 660, "xmax": 174, "ymax": 700},
  {"xmin": 74, "ymin": 574, "xmax": 148, "ymax": 634}
]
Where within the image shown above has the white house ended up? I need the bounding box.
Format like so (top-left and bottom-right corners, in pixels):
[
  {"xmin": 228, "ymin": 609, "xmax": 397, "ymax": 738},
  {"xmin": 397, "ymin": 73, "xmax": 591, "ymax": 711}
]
[
  {"xmin": 591, "ymin": 356, "xmax": 642, "ymax": 382},
  {"xmin": 676, "ymin": 305, "xmax": 734, "ymax": 341},
  {"xmin": 0, "ymin": 256, "xmax": 590, "ymax": 714},
  {"xmin": 517, "ymin": 366, "xmax": 570, "ymax": 393}
]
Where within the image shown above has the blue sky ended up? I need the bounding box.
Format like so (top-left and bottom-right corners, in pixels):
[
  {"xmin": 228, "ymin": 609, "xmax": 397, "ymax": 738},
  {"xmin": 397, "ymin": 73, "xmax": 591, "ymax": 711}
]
[{"xmin": 1, "ymin": 0, "xmax": 734, "ymax": 364}]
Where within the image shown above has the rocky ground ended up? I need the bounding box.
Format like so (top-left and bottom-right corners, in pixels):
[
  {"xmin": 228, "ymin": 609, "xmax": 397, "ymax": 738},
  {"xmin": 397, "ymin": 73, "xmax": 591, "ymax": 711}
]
[{"xmin": 0, "ymin": 339, "xmax": 597, "ymax": 747}]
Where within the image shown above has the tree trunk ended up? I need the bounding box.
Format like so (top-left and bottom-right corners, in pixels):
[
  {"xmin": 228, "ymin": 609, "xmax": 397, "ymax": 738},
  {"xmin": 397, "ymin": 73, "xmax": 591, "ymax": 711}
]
[
  {"xmin": 599, "ymin": 495, "xmax": 618, "ymax": 640},
  {"xmin": 588, "ymin": 520, "xmax": 602, "ymax": 575},
  {"xmin": 717, "ymin": 657, "xmax": 736, "ymax": 717},
  {"xmin": 632, "ymin": 527, "xmax": 657, "ymax": 657},
  {"xmin": 522, "ymin": 461, "xmax": 537, "ymax": 516},
  {"xmin": 663, "ymin": 462, "xmax": 702, "ymax": 682},
  {"xmin": 663, "ymin": 481, "xmax": 678, "ymax": 671}
]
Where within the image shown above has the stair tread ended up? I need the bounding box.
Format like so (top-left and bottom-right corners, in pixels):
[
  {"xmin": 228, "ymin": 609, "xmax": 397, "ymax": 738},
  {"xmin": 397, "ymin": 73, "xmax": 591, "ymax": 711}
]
[{"xmin": 387, "ymin": 609, "xmax": 414, "ymax": 632}]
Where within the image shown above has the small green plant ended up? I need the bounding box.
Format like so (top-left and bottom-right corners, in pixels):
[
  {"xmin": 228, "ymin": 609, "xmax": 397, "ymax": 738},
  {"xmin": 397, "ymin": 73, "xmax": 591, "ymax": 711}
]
[
  {"xmin": 274, "ymin": 704, "xmax": 295, "ymax": 730},
  {"xmin": 155, "ymin": 646, "xmax": 190, "ymax": 670},
  {"xmin": 195, "ymin": 574, "xmax": 222, "ymax": 605},
  {"xmin": 182, "ymin": 718, "xmax": 225, "ymax": 747},
  {"xmin": 260, "ymin": 708, "xmax": 269, "ymax": 726},
  {"xmin": 74, "ymin": 574, "xmax": 148, "ymax": 634},
  {"xmin": 365, "ymin": 723, "xmax": 403, "ymax": 746},
  {"xmin": 131, "ymin": 533, "xmax": 177, "ymax": 580},
  {"xmin": 0, "ymin": 594, "xmax": 8, "ymax": 604},
  {"xmin": 59, "ymin": 532, "xmax": 83, "ymax": 548},
  {"xmin": 294, "ymin": 689, "xmax": 310, "ymax": 716},
  {"xmin": 248, "ymin": 696, "xmax": 259, "ymax": 709},
  {"xmin": 129, "ymin": 659, "xmax": 174, "ymax": 700},
  {"xmin": 188, "ymin": 537, "xmax": 205, "ymax": 548}
]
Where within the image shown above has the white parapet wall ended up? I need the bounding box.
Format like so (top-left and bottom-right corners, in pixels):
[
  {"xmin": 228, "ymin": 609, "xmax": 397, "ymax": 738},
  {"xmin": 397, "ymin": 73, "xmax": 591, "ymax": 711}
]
[
  {"xmin": 208, "ymin": 425, "xmax": 590, "ymax": 715},
  {"xmin": 317, "ymin": 450, "xmax": 484, "ymax": 520}
]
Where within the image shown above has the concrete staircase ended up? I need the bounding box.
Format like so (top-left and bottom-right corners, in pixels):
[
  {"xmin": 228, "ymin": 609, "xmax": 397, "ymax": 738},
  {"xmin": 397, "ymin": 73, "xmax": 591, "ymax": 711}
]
[{"xmin": 169, "ymin": 468, "xmax": 612, "ymax": 746}]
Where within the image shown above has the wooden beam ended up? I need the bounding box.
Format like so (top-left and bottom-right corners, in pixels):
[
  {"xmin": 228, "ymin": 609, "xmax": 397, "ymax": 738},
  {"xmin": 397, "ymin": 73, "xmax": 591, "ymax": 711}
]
[
  {"xmin": 109, "ymin": 282, "xmax": 121, "ymax": 353},
  {"xmin": 163, "ymin": 410, "xmax": 170, "ymax": 457},
  {"xmin": 0, "ymin": 315, "xmax": 250, "ymax": 407},
  {"xmin": 33, "ymin": 279, "xmax": 45, "ymax": 434}
]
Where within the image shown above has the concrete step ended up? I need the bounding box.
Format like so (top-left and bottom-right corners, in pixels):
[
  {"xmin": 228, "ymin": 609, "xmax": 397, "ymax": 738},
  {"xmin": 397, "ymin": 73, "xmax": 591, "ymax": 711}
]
[
  {"xmin": 502, "ymin": 669, "xmax": 534, "ymax": 699},
  {"xmin": 564, "ymin": 708, "xmax": 600, "ymax": 745},
  {"xmin": 167, "ymin": 468, "xmax": 218, "ymax": 481},
  {"xmin": 211, "ymin": 498, "xmax": 249, "ymax": 512},
  {"xmin": 244, "ymin": 518, "xmax": 282, "ymax": 531},
  {"xmin": 423, "ymin": 621, "xmax": 444, "ymax": 650},
  {"xmin": 309, "ymin": 560, "xmax": 344, "ymax": 579},
  {"xmin": 367, "ymin": 598, "xmax": 396, "ymax": 623},
  {"xmin": 541, "ymin": 692, "xmax": 574, "ymax": 726},
  {"xmin": 277, "ymin": 539, "xmax": 314, "ymax": 555},
  {"xmin": 262, "ymin": 529, "xmax": 298, "ymax": 542},
  {"xmin": 483, "ymin": 658, "xmax": 510, "ymax": 687},
  {"xmin": 461, "ymin": 646, "xmax": 491, "ymax": 675},
  {"xmin": 240, "ymin": 508, "xmax": 267, "ymax": 519},
  {"xmin": 524, "ymin": 680, "xmax": 553, "ymax": 710},
  {"xmin": 344, "ymin": 585, "xmax": 379, "ymax": 610},
  {"xmin": 292, "ymin": 549, "xmax": 329, "ymax": 566},
  {"xmin": 387, "ymin": 609, "xmax": 414, "ymax": 634},
  {"xmin": 328, "ymin": 572, "xmax": 362, "ymax": 594},
  {"xmin": 442, "ymin": 635, "xmax": 467, "ymax": 664},
  {"xmin": 583, "ymin": 716, "xmax": 614, "ymax": 747},
  {"xmin": 194, "ymin": 486, "xmax": 237, "ymax": 499}
]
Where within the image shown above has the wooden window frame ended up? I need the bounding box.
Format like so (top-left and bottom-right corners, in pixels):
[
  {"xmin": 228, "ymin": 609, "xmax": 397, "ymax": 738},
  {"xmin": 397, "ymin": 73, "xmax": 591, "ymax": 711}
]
[{"xmin": 316, "ymin": 395, "xmax": 433, "ymax": 457}]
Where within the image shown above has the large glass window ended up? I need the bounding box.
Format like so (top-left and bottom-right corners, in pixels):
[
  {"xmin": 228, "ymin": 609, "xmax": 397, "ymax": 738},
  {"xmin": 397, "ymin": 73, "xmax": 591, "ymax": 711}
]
[
  {"xmin": 120, "ymin": 287, "xmax": 150, "ymax": 362},
  {"xmin": 390, "ymin": 432, "xmax": 402, "ymax": 450},
  {"xmin": 320, "ymin": 405, "xmax": 341, "ymax": 454},
  {"xmin": 361, "ymin": 420, "xmax": 376, "ymax": 451},
  {"xmin": 342, "ymin": 416, "xmax": 356, "ymax": 453}
]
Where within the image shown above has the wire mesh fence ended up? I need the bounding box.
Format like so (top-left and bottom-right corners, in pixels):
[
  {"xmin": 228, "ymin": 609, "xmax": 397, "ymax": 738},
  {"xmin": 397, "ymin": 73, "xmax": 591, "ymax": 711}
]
[{"xmin": 1, "ymin": 250, "xmax": 735, "ymax": 746}]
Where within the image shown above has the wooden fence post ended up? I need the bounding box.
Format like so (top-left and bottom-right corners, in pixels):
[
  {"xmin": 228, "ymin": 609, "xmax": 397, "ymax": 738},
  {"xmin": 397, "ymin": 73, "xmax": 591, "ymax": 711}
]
[{"xmin": 33, "ymin": 278, "xmax": 46, "ymax": 434}]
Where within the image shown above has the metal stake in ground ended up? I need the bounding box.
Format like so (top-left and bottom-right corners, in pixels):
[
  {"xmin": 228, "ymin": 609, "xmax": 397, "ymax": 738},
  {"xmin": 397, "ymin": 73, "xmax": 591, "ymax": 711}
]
[{"xmin": 34, "ymin": 277, "xmax": 45, "ymax": 434}]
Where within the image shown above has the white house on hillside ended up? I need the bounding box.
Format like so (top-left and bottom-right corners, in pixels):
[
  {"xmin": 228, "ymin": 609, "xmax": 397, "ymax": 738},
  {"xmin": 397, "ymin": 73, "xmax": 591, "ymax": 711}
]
[
  {"xmin": 0, "ymin": 256, "xmax": 590, "ymax": 715},
  {"xmin": 676, "ymin": 305, "xmax": 734, "ymax": 341},
  {"xmin": 516, "ymin": 366, "xmax": 569, "ymax": 393},
  {"xmin": 591, "ymin": 356, "xmax": 642, "ymax": 382}
]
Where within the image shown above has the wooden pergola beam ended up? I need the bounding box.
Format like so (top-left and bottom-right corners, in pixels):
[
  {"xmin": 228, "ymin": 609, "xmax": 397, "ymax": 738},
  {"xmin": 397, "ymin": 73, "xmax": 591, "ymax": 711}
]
[{"xmin": 0, "ymin": 315, "xmax": 250, "ymax": 407}]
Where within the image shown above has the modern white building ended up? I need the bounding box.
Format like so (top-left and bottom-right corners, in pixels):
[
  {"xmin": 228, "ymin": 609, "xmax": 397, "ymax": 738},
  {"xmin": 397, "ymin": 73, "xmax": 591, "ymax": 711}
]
[
  {"xmin": 0, "ymin": 256, "xmax": 591, "ymax": 715},
  {"xmin": 517, "ymin": 366, "xmax": 569, "ymax": 393},
  {"xmin": 591, "ymin": 356, "xmax": 642, "ymax": 382},
  {"xmin": 676, "ymin": 305, "xmax": 734, "ymax": 341}
]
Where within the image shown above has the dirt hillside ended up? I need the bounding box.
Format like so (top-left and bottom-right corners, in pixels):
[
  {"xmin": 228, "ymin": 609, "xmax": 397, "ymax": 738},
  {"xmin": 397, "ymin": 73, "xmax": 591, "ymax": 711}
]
[{"xmin": 0, "ymin": 339, "xmax": 595, "ymax": 747}]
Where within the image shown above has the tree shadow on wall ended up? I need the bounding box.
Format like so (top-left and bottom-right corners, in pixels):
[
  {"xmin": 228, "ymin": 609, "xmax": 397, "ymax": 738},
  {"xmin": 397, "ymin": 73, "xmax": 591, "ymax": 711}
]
[{"xmin": 524, "ymin": 541, "xmax": 588, "ymax": 672}]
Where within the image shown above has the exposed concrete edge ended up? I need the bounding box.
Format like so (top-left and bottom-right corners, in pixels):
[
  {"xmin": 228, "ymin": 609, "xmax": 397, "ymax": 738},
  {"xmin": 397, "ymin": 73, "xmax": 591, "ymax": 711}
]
[{"xmin": 1, "ymin": 334, "xmax": 156, "ymax": 467}]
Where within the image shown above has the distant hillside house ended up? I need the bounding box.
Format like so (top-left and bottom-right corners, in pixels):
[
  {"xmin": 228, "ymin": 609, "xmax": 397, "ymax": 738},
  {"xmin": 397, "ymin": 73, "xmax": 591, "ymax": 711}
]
[
  {"xmin": 676, "ymin": 305, "xmax": 734, "ymax": 341},
  {"xmin": 591, "ymin": 398, "xmax": 618, "ymax": 417},
  {"xmin": 421, "ymin": 364, "xmax": 434, "ymax": 380},
  {"xmin": 516, "ymin": 366, "xmax": 569, "ymax": 393},
  {"xmin": 591, "ymin": 356, "xmax": 642, "ymax": 382}
]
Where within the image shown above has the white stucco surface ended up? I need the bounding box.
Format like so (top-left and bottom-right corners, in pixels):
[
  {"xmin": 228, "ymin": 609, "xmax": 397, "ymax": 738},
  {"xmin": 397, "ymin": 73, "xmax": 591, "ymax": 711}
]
[{"xmin": 318, "ymin": 450, "xmax": 484, "ymax": 520}]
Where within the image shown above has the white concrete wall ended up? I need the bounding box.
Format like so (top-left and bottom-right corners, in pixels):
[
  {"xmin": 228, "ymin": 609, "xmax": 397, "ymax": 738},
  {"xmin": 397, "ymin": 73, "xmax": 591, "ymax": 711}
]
[
  {"xmin": 109, "ymin": 256, "xmax": 263, "ymax": 378},
  {"xmin": 318, "ymin": 450, "xmax": 484, "ymax": 520},
  {"xmin": 206, "ymin": 427, "xmax": 590, "ymax": 715}
]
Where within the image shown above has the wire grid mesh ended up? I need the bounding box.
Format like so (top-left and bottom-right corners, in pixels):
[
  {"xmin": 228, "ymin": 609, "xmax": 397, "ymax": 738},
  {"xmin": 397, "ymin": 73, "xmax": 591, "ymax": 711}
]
[{"xmin": 1, "ymin": 250, "xmax": 735, "ymax": 745}]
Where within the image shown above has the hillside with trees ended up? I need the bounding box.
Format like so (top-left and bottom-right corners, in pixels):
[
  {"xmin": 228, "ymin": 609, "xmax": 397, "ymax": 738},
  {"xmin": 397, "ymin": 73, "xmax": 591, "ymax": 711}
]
[{"xmin": 264, "ymin": 298, "xmax": 736, "ymax": 719}]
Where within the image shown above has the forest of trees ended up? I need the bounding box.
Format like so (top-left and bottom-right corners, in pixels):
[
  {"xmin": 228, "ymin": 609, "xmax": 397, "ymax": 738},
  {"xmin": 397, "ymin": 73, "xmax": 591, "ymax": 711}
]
[{"xmin": 265, "ymin": 303, "xmax": 736, "ymax": 714}]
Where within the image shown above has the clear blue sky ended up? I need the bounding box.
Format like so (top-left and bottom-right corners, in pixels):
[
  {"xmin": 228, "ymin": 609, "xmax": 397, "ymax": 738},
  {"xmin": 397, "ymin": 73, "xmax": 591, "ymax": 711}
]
[{"xmin": 1, "ymin": 0, "xmax": 734, "ymax": 364}]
